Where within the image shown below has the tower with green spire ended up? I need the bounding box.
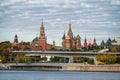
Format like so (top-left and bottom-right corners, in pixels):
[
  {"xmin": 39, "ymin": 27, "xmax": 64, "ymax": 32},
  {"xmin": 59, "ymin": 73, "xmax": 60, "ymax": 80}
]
[
  {"xmin": 39, "ymin": 19, "xmax": 46, "ymax": 39},
  {"xmin": 62, "ymin": 31, "xmax": 66, "ymax": 40},
  {"xmin": 14, "ymin": 34, "xmax": 18, "ymax": 43},
  {"xmin": 76, "ymin": 34, "xmax": 81, "ymax": 49},
  {"xmin": 62, "ymin": 31, "xmax": 66, "ymax": 50}
]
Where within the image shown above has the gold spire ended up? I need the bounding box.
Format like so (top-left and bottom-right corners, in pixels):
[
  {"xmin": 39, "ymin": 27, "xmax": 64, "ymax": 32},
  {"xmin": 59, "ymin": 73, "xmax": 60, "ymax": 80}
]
[
  {"xmin": 41, "ymin": 19, "xmax": 44, "ymax": 28},
  {"xmin": 40, "ymin": 19, "xmax": 45, "ymax": 38}
]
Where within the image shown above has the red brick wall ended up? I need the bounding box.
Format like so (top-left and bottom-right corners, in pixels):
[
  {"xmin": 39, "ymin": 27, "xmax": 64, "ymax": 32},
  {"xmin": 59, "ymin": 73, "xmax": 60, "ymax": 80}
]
[
  {"xmin": 38, "ymin": 38, "xmax": 46, "ymax": 50},
  {"xmin": 46, "ymin": 44, "xmax": 52, "ymax": 50}
]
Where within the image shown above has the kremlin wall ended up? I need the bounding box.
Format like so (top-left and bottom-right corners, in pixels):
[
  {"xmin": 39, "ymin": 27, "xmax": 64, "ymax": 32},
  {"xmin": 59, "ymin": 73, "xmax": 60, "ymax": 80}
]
[{"xmin": 12, "ymin": 21, "xmax": 97, "ymax": 51}]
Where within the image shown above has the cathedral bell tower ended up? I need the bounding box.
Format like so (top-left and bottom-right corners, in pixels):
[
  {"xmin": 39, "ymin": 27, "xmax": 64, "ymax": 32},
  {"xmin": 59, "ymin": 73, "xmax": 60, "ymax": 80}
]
[
  {"xmin": 38, "ymin": 20, "xmax": 47, "ymax": 50},
  {"xmin": 67, "ymin": 23, "xmax": 73, "ymax": 49},
  {"xmin": 67, "ymin": 23, "xmax": 73, "ymax": 39}
]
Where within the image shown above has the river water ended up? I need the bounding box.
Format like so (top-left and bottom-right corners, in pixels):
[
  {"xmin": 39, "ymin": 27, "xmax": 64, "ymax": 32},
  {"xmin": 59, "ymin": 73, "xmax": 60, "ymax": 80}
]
[{"xmin": 0, "ymin": 70, "xmax": 120, "ymax": 80}]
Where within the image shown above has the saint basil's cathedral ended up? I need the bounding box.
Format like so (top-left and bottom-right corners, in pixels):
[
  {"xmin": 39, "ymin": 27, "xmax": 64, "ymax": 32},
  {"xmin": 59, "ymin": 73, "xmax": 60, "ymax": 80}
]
[
  {"xmin": 62, "ymin": 23, "xmax": 82, "ymax": 50},
  {"xmin": 61, "ymin": 23, "xmax": 97, "ymax": 50}
]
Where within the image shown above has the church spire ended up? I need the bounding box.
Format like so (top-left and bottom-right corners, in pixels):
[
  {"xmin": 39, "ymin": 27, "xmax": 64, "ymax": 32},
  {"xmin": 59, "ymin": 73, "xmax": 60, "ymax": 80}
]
[
  {"xmin": 14, "ymin": 34, "xmax": 18, "ymax": 43},
  {"xmin": 76, "ymin": 34, "xmax": 80, "ymax": 40},
  {"xmin": 84, "ymin": 36, "xmax": 87, "ymax": 43},
  {"xmin": 84, "ymin": 36, "xmax": 88, "ymax": 48},
  {"xmin": 94, "ymin": 37, "xmax": 96, "ymax": 43},
  {"xmin": 41, "ymin": 19, "xmax": 44, "ymax": 28},
  {"xmin": 93, "ymin": 37, "xmax": 97, "ymax": 46},
  {"xmin": 40, "ymin": 19, "xmax": 45, "ymax": 39},
  {"xmin": 67, "ymin": 22, "xmax": 73, "ymax": 39},
  {"xmin": 62, "ymin": 31, "xmax": 66, "ymax": 40}
]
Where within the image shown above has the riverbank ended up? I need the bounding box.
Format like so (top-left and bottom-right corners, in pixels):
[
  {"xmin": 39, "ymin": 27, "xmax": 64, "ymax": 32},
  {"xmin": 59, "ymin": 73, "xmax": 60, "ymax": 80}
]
[{"xmin": 0, "ymin": 63, "xmax": 120, "ymax": 72}]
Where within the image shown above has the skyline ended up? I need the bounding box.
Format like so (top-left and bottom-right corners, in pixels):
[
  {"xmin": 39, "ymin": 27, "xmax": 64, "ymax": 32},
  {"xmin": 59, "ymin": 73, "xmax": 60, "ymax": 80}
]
[{"xmin": 0, "ymin": 0, "xmax": 120, "ymax": 46}]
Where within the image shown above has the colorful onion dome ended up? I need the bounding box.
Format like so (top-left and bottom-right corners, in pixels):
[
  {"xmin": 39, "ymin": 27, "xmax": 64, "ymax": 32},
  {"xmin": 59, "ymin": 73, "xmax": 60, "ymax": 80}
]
[
  {"xmin": 73, "ymin": 36, "xmax": 76, "ymax": 41},
  {"xmin": 66, "ymin": 35, "xmax": 70, "ymax": 40},
  {"xmin": 76, "ymin": 34, "xmax": 81, "ymax": 39}
]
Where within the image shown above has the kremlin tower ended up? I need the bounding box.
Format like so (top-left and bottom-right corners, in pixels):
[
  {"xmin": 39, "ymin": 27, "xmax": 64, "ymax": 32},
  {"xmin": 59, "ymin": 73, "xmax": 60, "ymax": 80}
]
[
  {"xmin": 93, "ymin": 37, "xmax": 97, "ymax": 47},
  {"xmin": 38, "ymin": 20, "xmax": 47, "ymax": 50},
  {"xmin": 31, "ymin": 20, "xmax": 56, "ymax": 50},
  {"xmin": 84, "ymin": 37, "xmax": 88, "ymax": 49},
  {"xmin": 84, "ymin": 37, "xmax": 97, "ymax": 49},
  {"xmin": 13, "ymin": 20, "xmax": 56, "ymax": 51}
]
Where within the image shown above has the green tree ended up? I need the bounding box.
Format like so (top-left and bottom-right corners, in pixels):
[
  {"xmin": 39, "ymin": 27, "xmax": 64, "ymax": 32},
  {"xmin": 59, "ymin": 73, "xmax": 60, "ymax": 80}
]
[
  {"xmin": 50, "ymin": 56, "xmax": 54, "ymax": 62},
  {"xmin": 0, "ymin": 56, "xmax": 7, "ymax": 63},
  {"xmin": 19, "ymin": 41, "xmax": 30, "ymax": 45},
  {"xmin": 0, "ymin": 41, "xmax": 11, "ymax": 61},
  {"xmin": 110, "ymin": 54, "xmax": 117, "ymax": 63},
  {"xmin": 23, "ymin": 46, "xmax": 31, "ymax": 50},
  {"xmin": 15, "ymin": 55, "xmax": 20, "ymax": 63},
  {"xmin": 96, "ymin": 53, "xmax": 117, "ymax": 64},
  {"xmin": 24, "ymin": 56, "xmax": 30, "ymax": 63},
  {"xmin": 106, "ymin": 38, "xmax": 112, "ymax": 47},
  {"xmin": 12, "ymin": 46, "xmax": 19, "ymax": 51},
  {"xmin": 42, "ymin": 56, "xmax": 47, "ymax": 62},
  {"xmin": 100, "ymin": 40, "xmax": 105, "ymax": 48},
  {"xmin": 73, "ymin": 56, "xmax": 78, "ymax": 62},
  {"xmin": 1, "ymin": 48, "xmax": 9, "ymax": 58}
]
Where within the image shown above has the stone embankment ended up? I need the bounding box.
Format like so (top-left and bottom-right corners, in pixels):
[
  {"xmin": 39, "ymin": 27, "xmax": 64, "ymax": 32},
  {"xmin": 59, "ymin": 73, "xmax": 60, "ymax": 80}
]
[
  {"xmin": 65, "ymin": 63, "xmax": 120, "ymax": 72},
  {"xmin": 0, "ymin": 63, "xmax": 9, "ymax": 70},
  {"xmin": 0, "ymin": 63, "xmax": 120, "ymax": 72}
]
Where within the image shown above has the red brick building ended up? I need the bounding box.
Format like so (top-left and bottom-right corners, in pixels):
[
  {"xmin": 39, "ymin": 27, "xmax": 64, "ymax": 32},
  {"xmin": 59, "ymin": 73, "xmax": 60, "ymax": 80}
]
[
  {"xmin": 12, "ymin": 21, "xmax": 56, "ymax": 51},
  {"xmin": 83, "ymin": 37, "xmax": 97, "ymax": 49}
]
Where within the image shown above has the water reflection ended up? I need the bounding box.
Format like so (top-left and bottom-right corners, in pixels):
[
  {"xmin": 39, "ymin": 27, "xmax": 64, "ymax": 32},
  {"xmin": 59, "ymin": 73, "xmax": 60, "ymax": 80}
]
[{"xmin": 0, "ymin": 70, "xmax": 120, "ymax": 80}]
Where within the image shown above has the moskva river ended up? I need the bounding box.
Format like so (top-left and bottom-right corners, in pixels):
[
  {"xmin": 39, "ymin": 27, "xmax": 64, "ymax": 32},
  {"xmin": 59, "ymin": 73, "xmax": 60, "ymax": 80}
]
[{"xmin": 0, "ymin": 70, "xmax": 120, "ymax": 80}]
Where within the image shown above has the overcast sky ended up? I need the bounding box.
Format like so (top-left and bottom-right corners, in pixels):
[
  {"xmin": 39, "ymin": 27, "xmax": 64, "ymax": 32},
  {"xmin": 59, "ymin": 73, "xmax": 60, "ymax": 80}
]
[{"xmin": 0, "ymin": 0, "xmax": 120, "ymax": 46}]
